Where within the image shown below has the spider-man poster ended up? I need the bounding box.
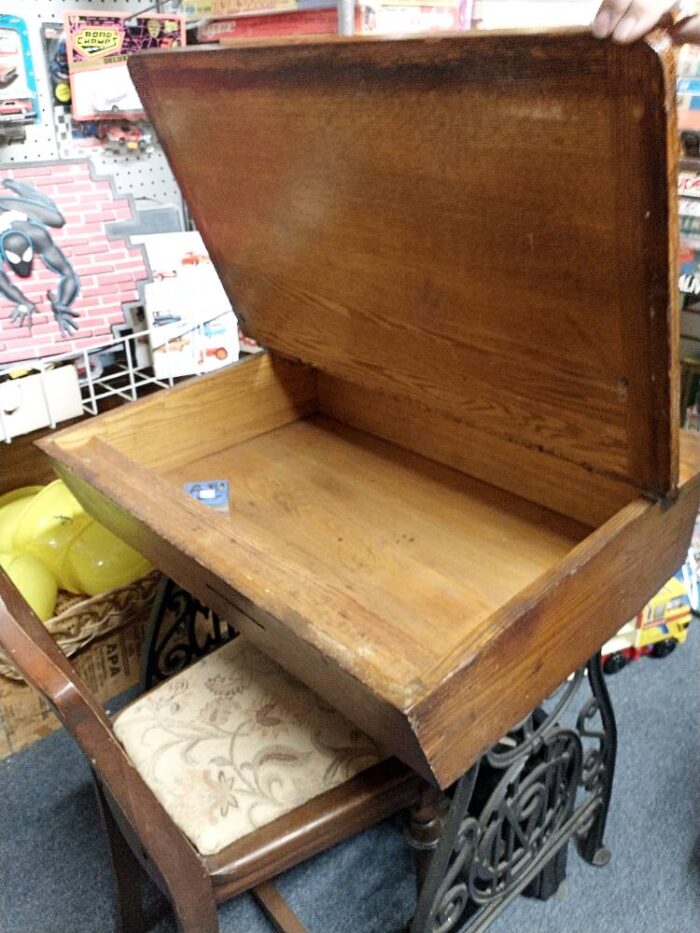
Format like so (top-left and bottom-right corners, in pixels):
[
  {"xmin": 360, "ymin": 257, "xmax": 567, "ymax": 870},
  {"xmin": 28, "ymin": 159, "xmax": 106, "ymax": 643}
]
[
  {"xmin": 0, "ymin": 179, "xmax": 80, "ymax": 337},
  {"xmin": 0, "ymin": 160, "xmax": 148, "ymax": 366}
]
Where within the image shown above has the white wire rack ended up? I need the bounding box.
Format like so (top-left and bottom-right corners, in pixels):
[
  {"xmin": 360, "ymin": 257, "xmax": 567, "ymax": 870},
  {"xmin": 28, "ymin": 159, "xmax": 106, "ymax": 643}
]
[{"xmin": 0, "ymin": 310, "xmax": 245, "ymax": 443}]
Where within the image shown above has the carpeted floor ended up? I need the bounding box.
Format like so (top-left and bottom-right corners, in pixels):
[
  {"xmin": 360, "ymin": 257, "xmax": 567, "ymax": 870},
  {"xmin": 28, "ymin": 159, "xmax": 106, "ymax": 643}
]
[{"xmin": 1, "ymin": 629, "xmax": 698, "ymax": 933}]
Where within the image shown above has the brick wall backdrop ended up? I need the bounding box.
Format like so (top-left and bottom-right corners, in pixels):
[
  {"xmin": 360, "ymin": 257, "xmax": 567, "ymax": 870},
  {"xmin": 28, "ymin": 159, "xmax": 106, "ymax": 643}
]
[{"xmin": 0, "ymin": 161, "xmax": 148, "ymax": 366}]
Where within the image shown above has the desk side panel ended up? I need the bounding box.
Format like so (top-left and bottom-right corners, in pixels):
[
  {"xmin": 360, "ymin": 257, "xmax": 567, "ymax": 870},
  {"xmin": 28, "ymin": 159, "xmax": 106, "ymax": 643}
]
[
  {"xmin": 318, "ymin": 374, "xmax": 637, "ymax": 528},
  {"xmin": 412, "ymin": 471, "xmax": 700, "ymax": 788},
  {"xmin": 42, "ymin": 353, "xmax": 317, "ymax": 472}
]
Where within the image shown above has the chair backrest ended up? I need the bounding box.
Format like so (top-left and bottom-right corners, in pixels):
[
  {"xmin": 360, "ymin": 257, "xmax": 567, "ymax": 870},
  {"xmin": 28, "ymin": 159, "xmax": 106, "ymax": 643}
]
[{"xmin": 0, "ymin": 569, "xmax": 212, "ymax": 898}]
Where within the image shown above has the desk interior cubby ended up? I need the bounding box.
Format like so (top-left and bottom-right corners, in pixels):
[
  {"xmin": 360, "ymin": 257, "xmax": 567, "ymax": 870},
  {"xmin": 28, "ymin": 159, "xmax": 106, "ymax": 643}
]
[{"xmin": 42, "ymin": 350, "xmax": 700, "ymax": 787}]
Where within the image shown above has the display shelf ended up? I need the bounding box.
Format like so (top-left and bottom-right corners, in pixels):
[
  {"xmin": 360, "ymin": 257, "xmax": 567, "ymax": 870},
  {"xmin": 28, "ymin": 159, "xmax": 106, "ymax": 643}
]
[{"xmin": 0, "ymin": 314, "xmax": 241, "ymax": 444}]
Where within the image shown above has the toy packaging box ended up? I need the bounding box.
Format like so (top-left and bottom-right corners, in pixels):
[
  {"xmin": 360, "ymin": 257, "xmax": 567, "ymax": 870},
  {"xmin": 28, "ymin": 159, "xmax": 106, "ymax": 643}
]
[
  {"xmin": 678, "ymin": 169, "xmax": 700, "ymax": 295},
  {"xmin": 65, "ymin": 13, "xmax": 185, "ymax": 122},
  {"xmin": 199, "ymin": 1, "xmax": 469, "ymax": 39},
  {"xmin": 133, "ymin": 231, "xmax": 239, "ymax": 378},
  {"xmin": 0, "ymin": 15, "xmax": 40, "ymax": 129},
  {"xmin": 471, "ymin": 0, "xmax": 596, "ymax": 28},
  {"xmin": 678, "ymin": 46, "xmax": 700, "ymax": 130}
]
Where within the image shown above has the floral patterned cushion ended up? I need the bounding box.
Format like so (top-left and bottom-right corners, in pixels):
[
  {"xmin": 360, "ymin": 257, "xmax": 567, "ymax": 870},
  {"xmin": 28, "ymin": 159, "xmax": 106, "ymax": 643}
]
[{"xmin": 113, "ymin": 637, "xmax": 384, "ymax": 856}]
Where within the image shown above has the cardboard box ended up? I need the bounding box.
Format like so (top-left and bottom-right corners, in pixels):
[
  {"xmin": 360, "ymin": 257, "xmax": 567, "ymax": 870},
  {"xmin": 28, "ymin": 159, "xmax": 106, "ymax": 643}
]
[
  {"xmin": 0, "ymin": 618, "xmax": 146, "ymax": 760},
  {"xmin": 0, "ymin": 365, "xmax": 83, "ymax": 442}
]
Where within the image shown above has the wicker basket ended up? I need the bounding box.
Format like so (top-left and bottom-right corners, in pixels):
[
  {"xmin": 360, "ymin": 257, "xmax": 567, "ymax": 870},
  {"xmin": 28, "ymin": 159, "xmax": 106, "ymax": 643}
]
[{"xmin": 0, "ymin": 571, "xmax": 162, "ymax": 681}]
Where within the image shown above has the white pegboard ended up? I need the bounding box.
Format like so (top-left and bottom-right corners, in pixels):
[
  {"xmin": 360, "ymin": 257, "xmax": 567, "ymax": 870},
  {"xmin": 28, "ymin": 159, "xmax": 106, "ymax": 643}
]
[
  {"xmin": 0, "ymin": 1, "xmax": 184, "ymax": 214},
  {"xmin": 90, "ymin": 147, "xmax": 183, "ymax": 206}
]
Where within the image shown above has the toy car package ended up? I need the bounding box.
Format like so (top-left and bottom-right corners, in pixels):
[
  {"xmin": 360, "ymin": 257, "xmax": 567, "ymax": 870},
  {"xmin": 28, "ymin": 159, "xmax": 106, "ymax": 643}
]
[
  {"xmin": 0, "ymin": 15, "xmax": 40, "ymax": 127},
  {"xmin": 65, "ymin": 12, "xmax": 185, "ymax": 122}
]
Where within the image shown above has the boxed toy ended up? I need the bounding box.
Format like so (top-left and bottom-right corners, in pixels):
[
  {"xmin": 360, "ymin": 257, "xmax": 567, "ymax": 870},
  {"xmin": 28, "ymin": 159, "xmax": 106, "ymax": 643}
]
[
  {"xmin": 65, "ymin": 13, "xmax": 185, "ymax": 122},
  {"xmin": 134, "ymin": 231, "xmax": 239, "ymax": 378},
  {"xmin": 0, "ymin": 15, "xmax": 40, "ymax": 131}
]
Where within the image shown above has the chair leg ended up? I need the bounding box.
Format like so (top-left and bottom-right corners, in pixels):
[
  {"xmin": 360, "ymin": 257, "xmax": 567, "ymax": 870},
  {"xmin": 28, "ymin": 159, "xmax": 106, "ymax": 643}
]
[
  {"xmin": 253, "ymin": 880, "xmax": 308, "ymax": 933},
  {"xmin": 93, "ymin": 777, "xmax": 220, "ymax": 933},
  {"xmin": 93, "ymin": 778, "xmax": 149, "ymax": 933},
  {"xmin": 170, "ymin": 890, "xmax": 220, "ymax": 933}
]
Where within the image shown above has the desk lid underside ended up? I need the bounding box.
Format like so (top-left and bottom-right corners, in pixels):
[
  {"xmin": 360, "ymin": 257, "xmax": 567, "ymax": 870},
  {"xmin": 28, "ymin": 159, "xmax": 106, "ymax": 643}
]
[{"xmin": 130, "ymin": 30, "xmax": 679, "ymax": 501}]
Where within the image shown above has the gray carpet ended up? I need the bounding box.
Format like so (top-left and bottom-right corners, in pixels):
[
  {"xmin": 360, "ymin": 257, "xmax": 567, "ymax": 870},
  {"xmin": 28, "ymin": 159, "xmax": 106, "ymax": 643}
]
[{"xmin": 1, "ymin": 630, "xmax": 698, "ymax": 933}]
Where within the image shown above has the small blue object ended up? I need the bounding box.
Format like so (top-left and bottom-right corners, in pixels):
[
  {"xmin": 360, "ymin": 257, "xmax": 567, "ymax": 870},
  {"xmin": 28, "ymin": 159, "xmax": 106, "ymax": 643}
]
[
  {"xmin": 183, "ymin": 480, "xmax": 230, "ymax": 513},
  {"xmin": 679, "ymin": 78, "xmax": 700, "ymax": 94},
  {"xmin": 679, "ymin": 93, "xmax": 700, "ymax": 111}
]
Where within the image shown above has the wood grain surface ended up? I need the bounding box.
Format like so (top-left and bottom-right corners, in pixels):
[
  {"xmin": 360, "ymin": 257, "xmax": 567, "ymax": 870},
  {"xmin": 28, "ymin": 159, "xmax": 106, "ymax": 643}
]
[
  {"xmin": 318, "ymin": 373, "xmax": 637, "ymax": 528},
  {"xmin": 411, "ymin": 435, "xmax": 700, "ymax": 785},
  {"xmin": 164, "ymin": 415, "xmax": 588, "ymax": 684},
  {"xmin": 130, "ymin": 31, "xmax": 678, "ymax": 501},
  {"xmin": 36, "ymin": 33, "xmax": 692, "ymax": 787},
  {"xmin": 39, "ymin": 400, "xmax": 700, "ymax": 785},
  {"xmin": 50, "ymin": 353, "xmax": 316, "ymax": 472}
]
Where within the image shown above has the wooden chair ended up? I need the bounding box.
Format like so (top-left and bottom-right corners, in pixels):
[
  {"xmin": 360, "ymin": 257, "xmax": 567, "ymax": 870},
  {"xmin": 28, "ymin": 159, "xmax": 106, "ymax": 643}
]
[{"xmin": 0, "ymin": 570, "xmax": 425, "ymax": 933}]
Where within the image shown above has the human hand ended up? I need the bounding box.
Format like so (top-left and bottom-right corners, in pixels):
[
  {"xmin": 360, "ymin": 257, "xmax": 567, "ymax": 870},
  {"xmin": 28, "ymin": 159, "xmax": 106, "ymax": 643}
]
[{"xmin": 591, "ymin": 0, "xmax": 682, "ymax": 42}]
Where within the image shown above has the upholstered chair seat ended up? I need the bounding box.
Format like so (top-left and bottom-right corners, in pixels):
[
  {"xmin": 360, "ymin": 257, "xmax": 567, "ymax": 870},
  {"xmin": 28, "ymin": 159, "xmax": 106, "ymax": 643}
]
[
  {"xmin": 113, "ymin": 637, "xmax": 385, "ymax": 856},
  {"xmin": 1, "ymin": 572, "xmax": 424, "ymax": 932}
]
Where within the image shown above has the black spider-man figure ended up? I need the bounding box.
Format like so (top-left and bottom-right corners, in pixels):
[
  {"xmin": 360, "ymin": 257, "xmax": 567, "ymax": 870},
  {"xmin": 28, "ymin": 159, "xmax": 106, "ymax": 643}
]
[{"xmin": 0, "ymin": 179, "xmax": 80, "ymax": 337}]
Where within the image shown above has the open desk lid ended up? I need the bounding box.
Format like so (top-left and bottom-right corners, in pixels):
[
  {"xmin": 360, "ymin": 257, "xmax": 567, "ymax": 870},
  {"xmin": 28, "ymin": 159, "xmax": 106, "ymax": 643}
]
[{"xmin": 129, "ymin": 31, "xmax": 679, "ymax": 500}]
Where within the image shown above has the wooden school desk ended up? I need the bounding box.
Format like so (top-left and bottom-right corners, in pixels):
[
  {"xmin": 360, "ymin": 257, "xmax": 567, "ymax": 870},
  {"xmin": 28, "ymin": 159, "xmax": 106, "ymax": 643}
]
[{"xmin": 40, "ymin": 31, "xmax": 700, "ymax": 930}]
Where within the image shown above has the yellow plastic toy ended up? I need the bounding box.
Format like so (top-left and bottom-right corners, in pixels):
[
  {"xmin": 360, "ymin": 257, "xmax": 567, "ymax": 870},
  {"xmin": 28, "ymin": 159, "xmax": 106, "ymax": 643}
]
[
  {"xmin": 13, "ymin": 480, "xmax": 90, "ymax": 593},
  {"xmin": 66, "ymin": 520, "xmax": 152, "ymax": 597},
  {"xmin": 0, "ymin": 486, "xmax": 43, "ymax": 509},
  {"xmin": 0, "ymin": 551, "xmax": 58, "ymax": 621},
  {"xmin": 14, "ymin": 480, "xmax": 84, "ymax": 551},
  {"xmin": 24, "ymin": 512, "xmax": 92, "ymax": 594},
  {"xmin": 1, "ymin": 479, "xmax": 152, "ymax": 603},
  {"xmin": 0, "ymin": 497, "xmax": 35, "ymax": 552}
]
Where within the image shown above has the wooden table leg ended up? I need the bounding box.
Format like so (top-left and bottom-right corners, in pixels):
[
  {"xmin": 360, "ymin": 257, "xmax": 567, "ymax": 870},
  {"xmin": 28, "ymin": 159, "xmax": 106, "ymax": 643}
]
[
  {"xmin": 406, "ymin": 785, "xmax": 450, "ymax": 891},
  {"xmin": 408, "ymin": 653, "xmax": 617, "ymax": 932}
]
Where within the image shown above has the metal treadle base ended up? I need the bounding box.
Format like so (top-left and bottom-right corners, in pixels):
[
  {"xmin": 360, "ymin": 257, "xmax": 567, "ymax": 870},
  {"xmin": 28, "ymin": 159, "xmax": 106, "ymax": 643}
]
[
  {"xmin": 141, "ymin": 578, "xmax": 236, "ymax": 690},
  {"xmin": 408, "ymin": 655, "xmax": 617, "ymax": 933}
]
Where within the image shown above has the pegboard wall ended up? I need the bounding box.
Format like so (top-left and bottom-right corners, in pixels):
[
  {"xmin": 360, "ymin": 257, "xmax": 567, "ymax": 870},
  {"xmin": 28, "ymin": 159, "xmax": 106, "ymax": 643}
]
[{"xmin": 0, "ymin": 1, "xmax": 184, "ymax": 211}]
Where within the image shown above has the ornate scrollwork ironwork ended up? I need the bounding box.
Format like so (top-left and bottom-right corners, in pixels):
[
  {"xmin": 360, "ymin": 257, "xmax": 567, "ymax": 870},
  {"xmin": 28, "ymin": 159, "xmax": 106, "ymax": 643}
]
[
  {"xmin": 470, "ymin": 727, "xmax": 582, "ymax": 906},
  {"xmin": 141, "ymin": 577, "xmax": 236, "ymax": 689},
  {"xmin": 410, "ymin": 654, "xmax": 616, "ymax": 932}
]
